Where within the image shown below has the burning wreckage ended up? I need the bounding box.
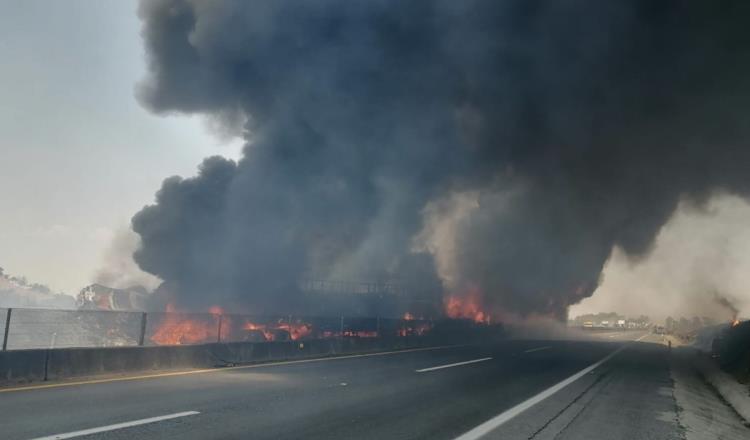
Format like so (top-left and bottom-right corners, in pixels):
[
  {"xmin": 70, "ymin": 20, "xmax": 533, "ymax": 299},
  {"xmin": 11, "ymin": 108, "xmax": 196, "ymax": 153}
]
[{"xmin": 72, "ymin": 280, "xmax": 501, "ymax": 348}]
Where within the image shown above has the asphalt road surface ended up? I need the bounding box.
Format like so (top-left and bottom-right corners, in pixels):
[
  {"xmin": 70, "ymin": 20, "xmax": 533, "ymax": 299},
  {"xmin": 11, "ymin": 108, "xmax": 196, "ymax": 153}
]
[{"xmin": 0, "ymin": 332, "xmax": 689, "ymax": 439}]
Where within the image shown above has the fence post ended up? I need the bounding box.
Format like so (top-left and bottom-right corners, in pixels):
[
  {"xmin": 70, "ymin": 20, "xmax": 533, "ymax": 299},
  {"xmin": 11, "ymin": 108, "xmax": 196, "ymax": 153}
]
[
  {"xmin": 138, "ymin": 312, "xmax": 148, "ymax": 346},
  {"xmin": 43, "ymin": 348, "xmax": 50, "ymax": 381},
  {"xmin": 217, "ymin": 314, "xmax": 224, "ymax": 343},
  {"xmin": 288, "ymin": 315, "xmax": 293, "ymax": 342},
  {"xmin": 2, "ymin": 308, "xmax": 11, "ymax": 351},
  {"xmin": 376, "ymin": 316, "xmax": 380, "ymax": 338},
  {"xmin": 339, "ymin": 315, "xmax": 344, "ymax": 337}
]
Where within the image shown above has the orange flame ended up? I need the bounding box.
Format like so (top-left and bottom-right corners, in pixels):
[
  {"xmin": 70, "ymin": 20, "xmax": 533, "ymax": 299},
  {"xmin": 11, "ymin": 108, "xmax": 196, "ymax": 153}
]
[
  {"xmin": 150, "ymin": 304, "xmax": 440, "ymax": 346},
  {"xmin": 242, "ymin": 319, "xmax": 313, "ymax": 341},
  {"xmin": 242, "ymin": 321, "xmax": 275, "ymax": 341},
  {"xmin": 731, "ymin": 318, "xmax": 740, "ymax": 327},
  {"xmin": 444, "ymin": 286, "xmax": 491, "ymax": 324},
  {"xmin": 278, "ymin": 322, "xmax": 313, "ymax": 340},
  {"xmin": 150, "ymin": 304, "xmax": 222, "ymax": 346},
  {"xmin": 399, "ymin": 312, "xmax": 432, "ymax": 336},
  {"xmin": 398, "ymin": 321, "xmax": 432, "ymax": 337}
]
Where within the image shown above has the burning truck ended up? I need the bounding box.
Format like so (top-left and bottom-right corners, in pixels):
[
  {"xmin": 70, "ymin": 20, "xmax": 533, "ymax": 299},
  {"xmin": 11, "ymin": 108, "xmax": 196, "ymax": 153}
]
[
  {"xmin": 141, "ymin": 289, "xmax": 502, "ymax": 347},
  {"xmin": 70, "ymin": 278, "xmax": 502, "ymax": 348},
  {"xmin": 145, "ymin": 307, "xmax": 444, "ymax": 346},
  {"xmin": 77, "ymin": 284, "xmax": 149, "ymax": 311}
]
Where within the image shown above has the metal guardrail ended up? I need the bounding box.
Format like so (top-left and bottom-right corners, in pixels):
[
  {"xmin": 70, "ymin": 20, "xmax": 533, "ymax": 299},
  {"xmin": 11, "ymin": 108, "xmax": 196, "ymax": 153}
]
[{"xmin": 0, "ymin": 307, "xmax": 433, "ymax": 351}]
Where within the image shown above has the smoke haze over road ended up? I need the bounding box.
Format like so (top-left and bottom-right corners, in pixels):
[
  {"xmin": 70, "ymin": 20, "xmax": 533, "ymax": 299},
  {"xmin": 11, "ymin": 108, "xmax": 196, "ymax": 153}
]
[{"xmin": 572, "ymin": 195, "xmax": 750, "ymax": 322}]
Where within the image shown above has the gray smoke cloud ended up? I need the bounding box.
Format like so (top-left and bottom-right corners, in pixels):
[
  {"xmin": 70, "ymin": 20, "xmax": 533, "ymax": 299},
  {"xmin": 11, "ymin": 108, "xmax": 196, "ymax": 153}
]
[
  {"xmin": 571, "ymin": 194, "xmax": 750, "ymax": 323},
  {"xmin": 94, "ymin": 228, "xmax": 161, "ymax": 292},
  {"xmin": 713, "ymin": 293, "xmax": 740, "ymax": 321},
  {"xmin": 133, "ymin": 0, "xmax": 750, "ymax": 317}
]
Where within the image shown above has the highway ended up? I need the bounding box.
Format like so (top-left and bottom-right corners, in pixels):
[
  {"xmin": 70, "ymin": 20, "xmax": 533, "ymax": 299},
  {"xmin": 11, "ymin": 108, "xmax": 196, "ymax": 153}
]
[{"xmin": 0, "ymin": 332, "xmax": 687, "ymax": 439}]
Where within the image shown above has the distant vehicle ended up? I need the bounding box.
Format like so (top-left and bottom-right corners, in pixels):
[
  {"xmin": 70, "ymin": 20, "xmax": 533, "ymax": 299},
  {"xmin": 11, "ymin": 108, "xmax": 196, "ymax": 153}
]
[
  {"xmin": 653, "ymin": 326, "xmax": 666, "ymax": 334},
  {"xmin": 583, "ymin": 321, "xmax": 593, "ymax": 328}
]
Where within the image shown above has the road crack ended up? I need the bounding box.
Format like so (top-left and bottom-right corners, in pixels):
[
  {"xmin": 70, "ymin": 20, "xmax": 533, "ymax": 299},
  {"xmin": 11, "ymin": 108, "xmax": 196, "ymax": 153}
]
[{"xmin": 527, "ymin": 369, "xmax": 611, "ymax": 440}]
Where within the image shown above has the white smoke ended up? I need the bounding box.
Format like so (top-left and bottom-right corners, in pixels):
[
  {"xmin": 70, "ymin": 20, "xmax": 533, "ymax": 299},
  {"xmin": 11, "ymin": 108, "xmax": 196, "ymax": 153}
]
[
  {"xmin": 571, "ymin": 193, "xmax": 750, "ymax": 322},
  {"xmin": 93, "ymin": 228, "xmax": 161, "ymax": 291}
]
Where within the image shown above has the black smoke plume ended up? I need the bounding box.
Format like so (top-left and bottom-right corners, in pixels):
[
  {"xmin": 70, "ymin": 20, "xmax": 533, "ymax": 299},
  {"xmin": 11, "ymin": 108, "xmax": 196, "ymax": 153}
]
[
  {"xmin": 133, "ymin": 0, "xmax": 750, "ymax": 318},
  {"xmin": 713, "ymin": 292, "xmax": 740, "ymax": 321}
]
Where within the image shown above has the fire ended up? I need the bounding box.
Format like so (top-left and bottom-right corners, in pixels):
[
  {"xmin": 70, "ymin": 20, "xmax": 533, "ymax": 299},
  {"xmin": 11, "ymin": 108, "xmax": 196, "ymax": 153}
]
[
  {"xmin": 444, "ymin": 286, "xmax": 491, "ymax": 324},
  {"xmin": 151, "ymin": 317, "xmax": 218, "ymax": 346},
  {"xmin": 150, "ymin": 303, "xmax": 438, "ymax": 346},
  {"xmin": 731, "ymin": 318, "xmax": 740, "ymax": 327},
  {"xmin": 242, "ymin": 319, "xmax": 313, "ymax": 341},
  {"xmin": 399, "ymin": 312, "xmax": 432, "ymax": 336},
  {"xmin": 278, "ymin": 322, "xmax": 313, "ymax": 340},
  {"xmin": 150, "ymin": 303, "xmax": 222, "ymax": 346},
  {"xmin": 150, "ymin": 319, "xmax": 215, "ymax": 345},
  {"xmin": 243, "ymin": 321, "xmax": 275, "ymax": 341},
  {"xmin": 398, "ymin": 321, "xmax": 432, "ymax": 337}
]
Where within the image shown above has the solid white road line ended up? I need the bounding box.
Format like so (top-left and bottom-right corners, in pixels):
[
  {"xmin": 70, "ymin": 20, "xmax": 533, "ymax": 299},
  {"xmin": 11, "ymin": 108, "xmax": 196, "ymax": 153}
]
[
  {"xmin": 453, "ymin": 345, "xmax": 629, "ymax": 440},
  {"xmin": 523, "ymin": 346, "xmax": 551, "ymax": 353},
  {"xmin": 416, "ymin": 357, "xmax": 492, "ymax": 373},
  {"xmin": 30, "ymin": 411, "xmax": 200, "ymax": 440}
]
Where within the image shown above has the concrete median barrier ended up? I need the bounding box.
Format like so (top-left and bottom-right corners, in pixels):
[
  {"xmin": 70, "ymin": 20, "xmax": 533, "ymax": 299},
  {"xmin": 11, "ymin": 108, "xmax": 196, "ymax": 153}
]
[
  {"xmin": 0, "ymin": 336, "xmax": 442, "ymax": 386},
  {"xmin": 0, "ymin": 349, "xmax": 48, "ymax": 384},
  {"xmin": 45, "ymin": 345, "xmax": 213, "ymax": 381}
]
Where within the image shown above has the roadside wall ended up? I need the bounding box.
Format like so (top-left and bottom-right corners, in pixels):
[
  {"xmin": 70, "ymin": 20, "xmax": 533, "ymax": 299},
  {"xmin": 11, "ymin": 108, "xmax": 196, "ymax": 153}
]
[{"xmin": 0, "ymin": 336, "xmax": 434, "ymax": 386}]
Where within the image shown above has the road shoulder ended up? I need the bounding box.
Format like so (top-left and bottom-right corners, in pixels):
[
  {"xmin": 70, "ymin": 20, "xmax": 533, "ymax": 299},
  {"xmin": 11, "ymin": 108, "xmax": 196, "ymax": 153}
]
[
  {"xmin": 482, "ymin": 340, "xmax": 681, "ymax": 439},
  {"xmin": 671, "ymin": 348, "xmax": 750, "ymax": 440}
]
